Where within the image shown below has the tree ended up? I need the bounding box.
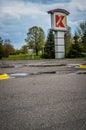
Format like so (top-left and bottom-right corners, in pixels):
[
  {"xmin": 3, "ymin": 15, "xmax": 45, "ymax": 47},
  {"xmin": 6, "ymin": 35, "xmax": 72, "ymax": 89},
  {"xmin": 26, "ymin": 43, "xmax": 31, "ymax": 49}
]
[
  {"xmin": 43, "ymin": 30, "xmax": 55, "ymax": 59},
  {"xmin": 67, "ymin": 33, "xmax": 83, "ymax": 58},
  {"xmin": 25, "ymin": 26, "xmax": 45, "ymax": 56},
  {"xmin": 15, "ymin": 49, "xmax": 21, "ymax": 55},
  {"xmin": 65, "ymin": 26, "xmax": 72, "ymax": 57},
  {"xmin": 3, "ymin": 39, "xmax": 15, "ymax": 57},
  {"xmin": 82, "ymin": 31, "xmax": 86, "ymax": 51},
  {"xmin": 28, "ymin": 41, "xmax": 34, "ymax": 49},
  {"xmin": 0, "ymin": 37, "xmax": 3, "ymax": 59},
  {"xmin": 4, "ymin": 39, "xmax": 15, "ymax": 54},
  {"xmin": 77, "ymin": 21, "xmax": 86, "ymax": 51},
  {"xmin": 20, "ymin": 45, "xmax": 28, "ymax": 54}
]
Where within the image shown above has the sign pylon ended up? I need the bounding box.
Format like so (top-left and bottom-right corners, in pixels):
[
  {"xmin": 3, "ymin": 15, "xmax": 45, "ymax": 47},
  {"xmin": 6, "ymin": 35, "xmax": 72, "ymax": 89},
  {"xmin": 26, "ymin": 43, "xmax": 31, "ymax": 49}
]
[{"xmin": 47, "ymin": 8, "xmax": 70, "ymax": 58}]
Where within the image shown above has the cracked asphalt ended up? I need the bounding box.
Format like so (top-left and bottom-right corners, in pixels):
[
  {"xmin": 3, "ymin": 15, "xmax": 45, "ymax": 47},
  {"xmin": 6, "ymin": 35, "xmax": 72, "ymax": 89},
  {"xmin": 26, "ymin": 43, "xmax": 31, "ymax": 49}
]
[{"xmin": 0, "ymin": 60, "xmax": 86, "ymax": 130}]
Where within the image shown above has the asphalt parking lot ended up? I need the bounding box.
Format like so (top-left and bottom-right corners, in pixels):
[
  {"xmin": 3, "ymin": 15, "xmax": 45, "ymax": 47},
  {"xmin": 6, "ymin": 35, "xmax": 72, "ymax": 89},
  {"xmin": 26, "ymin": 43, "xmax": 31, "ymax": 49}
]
[{"xmin": 0, "ymin": 60, "xmax": 86, "ymax": 130}]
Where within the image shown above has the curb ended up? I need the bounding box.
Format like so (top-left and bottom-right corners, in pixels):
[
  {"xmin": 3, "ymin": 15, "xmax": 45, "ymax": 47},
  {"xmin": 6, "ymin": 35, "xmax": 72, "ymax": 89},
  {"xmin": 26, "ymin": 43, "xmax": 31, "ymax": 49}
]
[
  {"xmin": 79, "ymin": 64, "xmax": 86, "ymax": 69},
  {"xmin": 0, "ymin": 73, "xmax": 10, "ymax": 80}
]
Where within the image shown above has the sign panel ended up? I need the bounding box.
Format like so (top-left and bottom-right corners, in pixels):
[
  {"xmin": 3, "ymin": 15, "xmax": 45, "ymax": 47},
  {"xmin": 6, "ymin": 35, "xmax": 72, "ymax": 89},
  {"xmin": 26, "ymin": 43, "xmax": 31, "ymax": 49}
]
[{"xmin": 54, "ymin": 13, "xmax": 67, "ymax": 30}]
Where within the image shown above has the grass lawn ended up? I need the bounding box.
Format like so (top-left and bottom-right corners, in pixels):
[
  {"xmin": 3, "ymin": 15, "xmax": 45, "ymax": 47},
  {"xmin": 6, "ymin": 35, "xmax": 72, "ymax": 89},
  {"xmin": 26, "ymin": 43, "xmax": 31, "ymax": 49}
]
[
  {"xmin": 2, "ymin": 54, "xmax": 41, "ymax": 60},
  {"xmin": 1, "ymin": 53, "xmax": 86, "ymax": 60}
]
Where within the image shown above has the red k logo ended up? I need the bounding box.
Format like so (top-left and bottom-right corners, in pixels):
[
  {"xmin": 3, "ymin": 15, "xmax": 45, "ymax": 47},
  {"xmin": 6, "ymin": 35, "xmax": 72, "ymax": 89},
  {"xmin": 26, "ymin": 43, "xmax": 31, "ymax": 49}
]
[{"xmin": 55, "ymin": 15, "xmax": 65, "ymax": 28}]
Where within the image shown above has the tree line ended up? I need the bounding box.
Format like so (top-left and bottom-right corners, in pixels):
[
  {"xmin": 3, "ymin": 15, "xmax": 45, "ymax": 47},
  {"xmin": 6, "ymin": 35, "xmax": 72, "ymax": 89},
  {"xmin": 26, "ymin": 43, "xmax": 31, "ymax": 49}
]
[
  {"xmin": 65, "ymin": 21, "xmax": 86, "ymax": 58},
  {"xmin": 0, "ymin": 21, "xmax": 86, "ymax": 59}
]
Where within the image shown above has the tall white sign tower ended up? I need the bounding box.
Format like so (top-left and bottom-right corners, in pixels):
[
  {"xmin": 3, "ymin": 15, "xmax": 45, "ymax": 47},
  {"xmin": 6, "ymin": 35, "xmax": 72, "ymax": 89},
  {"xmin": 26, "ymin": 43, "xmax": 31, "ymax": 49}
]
[{"xmin": 47, "ymin": 8, "xmax": 70, "ymax": 58}]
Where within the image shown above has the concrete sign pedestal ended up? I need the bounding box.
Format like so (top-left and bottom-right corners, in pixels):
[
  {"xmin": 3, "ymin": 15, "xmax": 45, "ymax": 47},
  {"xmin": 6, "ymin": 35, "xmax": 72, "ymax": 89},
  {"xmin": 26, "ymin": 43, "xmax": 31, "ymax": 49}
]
[{"xmin": 55, "ymin": 31, "xmax": 65, "ymax": 58}]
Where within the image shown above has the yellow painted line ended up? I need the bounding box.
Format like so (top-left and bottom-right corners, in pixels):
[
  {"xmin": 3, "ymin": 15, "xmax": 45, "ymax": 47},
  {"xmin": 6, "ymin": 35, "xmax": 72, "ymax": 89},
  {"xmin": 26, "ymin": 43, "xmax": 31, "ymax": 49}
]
[
  {"xmin": 0, "ymin": 73, "xmax": 9, "ymax": 80},
  {"xmin": 79, "ymin": 65, "xmax": 86, "ymax": 69}
]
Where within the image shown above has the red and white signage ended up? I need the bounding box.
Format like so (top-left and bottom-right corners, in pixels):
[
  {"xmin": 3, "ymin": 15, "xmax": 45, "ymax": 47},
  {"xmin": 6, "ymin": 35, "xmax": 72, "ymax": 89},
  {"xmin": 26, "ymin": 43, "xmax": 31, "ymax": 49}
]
[{"xmin": 54, "ymin": 13, "xmax": 67, "ymax": 30}]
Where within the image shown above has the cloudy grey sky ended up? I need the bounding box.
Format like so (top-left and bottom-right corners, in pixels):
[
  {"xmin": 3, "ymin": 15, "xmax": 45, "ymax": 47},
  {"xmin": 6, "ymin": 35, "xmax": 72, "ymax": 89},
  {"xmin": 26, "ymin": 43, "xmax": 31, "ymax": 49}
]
[{"xmin": 0, "ymin": 0, "xmax": 86, "ymax": 49}]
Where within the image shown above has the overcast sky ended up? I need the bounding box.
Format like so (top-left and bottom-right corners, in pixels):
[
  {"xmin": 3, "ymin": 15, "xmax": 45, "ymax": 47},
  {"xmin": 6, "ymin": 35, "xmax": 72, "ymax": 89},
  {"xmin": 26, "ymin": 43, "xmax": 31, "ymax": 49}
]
[{"xmin": 0, "ymin": 0, "xmax": 86, "ymax": 49}]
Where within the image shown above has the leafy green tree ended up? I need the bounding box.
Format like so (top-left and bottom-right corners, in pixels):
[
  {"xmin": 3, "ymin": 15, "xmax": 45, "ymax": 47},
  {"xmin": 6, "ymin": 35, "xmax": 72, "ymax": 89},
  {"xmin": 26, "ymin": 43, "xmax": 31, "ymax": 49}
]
[
  {"xmin": 28, "ymin": 41, "xmax": 34, "ymax": 49},
  {"xmin": 67, "ymin": 33, "xmax": 83, "ymax": 58},
  {"xmin": 0, "ymin": 37, "xmax": 3, "ymax": 59},
  {"xmin": 65, "ymin": 26, "xmax": 72, "ymax": 57},
  {"xmin": 3, "ymin": 39, "xmax": 15, "ymax": 57},
  {"xmin": 15, "ymin": 49, "xmax": 21, "ymax": 55},
  {"xmin": 43, "ymin": 30, "xmax": 55, "ymax": 59},
  {"xmin": 20, "ymin": 45, "xmax": 28, "ymax": 54},
  {"xmin": 77, "ymin": 21, "xmax": 86, "ymax": 51},
  {"xmin": 25, "ymin": 26, "xmax": 45, "ymax": 56},
  {"xmin": 82, "ymin": 31, "xmax": 86, "ymax": 52}
]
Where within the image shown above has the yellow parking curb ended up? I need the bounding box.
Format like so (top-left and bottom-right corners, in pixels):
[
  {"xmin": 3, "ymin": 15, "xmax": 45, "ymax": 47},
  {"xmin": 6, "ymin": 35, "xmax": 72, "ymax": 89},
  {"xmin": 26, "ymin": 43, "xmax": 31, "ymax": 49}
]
[
  {"xmin": 79, "ymin": 64, "xmax": 86, "ymax": 69},
  {"xmin": 0, "ymin": 73, "xmax": 9, "ymax": 80}
]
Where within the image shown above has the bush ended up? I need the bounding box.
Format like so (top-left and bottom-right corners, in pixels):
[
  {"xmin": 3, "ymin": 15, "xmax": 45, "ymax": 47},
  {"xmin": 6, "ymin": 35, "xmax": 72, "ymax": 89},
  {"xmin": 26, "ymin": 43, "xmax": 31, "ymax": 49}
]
[
  {"xmin": 41, "ymin": 53, "xmax": 50, "ymax": 59},
  {"xmin": 67, "ymin": 43, "xmax": 83, "ymax": 58}
]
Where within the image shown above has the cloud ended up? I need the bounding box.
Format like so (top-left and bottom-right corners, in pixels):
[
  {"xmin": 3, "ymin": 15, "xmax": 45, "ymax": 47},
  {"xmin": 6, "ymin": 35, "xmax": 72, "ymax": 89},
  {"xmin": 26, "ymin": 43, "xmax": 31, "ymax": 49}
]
[
  {"xmin": 69, "ymin": 0, "xmax": 86, "ymax": 11},
  {"xmin": 1, "ymin": 2, "xmax": 38, "ymax": 19},
  {"xmin": 65, "ymin": 0, "xmax": 86, "ymax": 31},
  {"xmin": 0, "ymin": 0, "xmax": 86, "ymax": 48},
  {"xmin": 18, "ymin": 0, "xmax": 71, "ymax": 4}
]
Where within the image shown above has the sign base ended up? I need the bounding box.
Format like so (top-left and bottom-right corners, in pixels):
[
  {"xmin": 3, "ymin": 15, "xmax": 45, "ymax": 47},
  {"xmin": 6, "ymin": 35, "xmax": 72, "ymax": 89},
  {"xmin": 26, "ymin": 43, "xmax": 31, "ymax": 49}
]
[{"xmin": 55, "ymin": 31, "xmax": 65, "ymax": 59}]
